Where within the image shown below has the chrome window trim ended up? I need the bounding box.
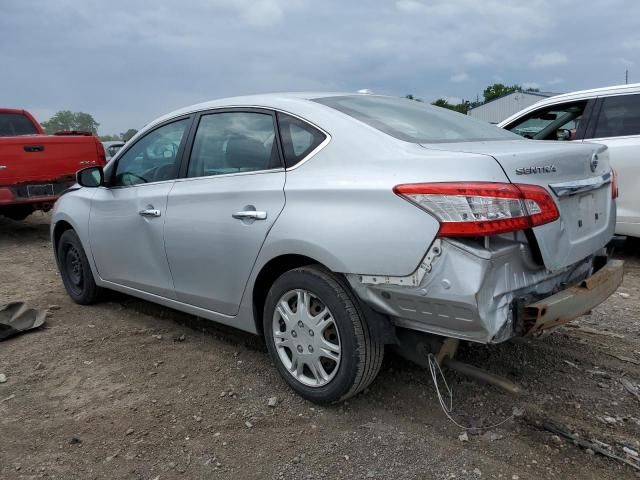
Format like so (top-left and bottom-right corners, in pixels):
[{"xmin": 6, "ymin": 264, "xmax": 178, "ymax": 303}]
[
  {"xmin": 174, "ymin": 167, "xmax": 285, "ymax": 183},
  {"xmin": 549, "ymin": 171, "xmax": 611, "ymax": 198},
  {"xmin": 148, "ymin": 105, "xmax": 332, "ymax": 172}
]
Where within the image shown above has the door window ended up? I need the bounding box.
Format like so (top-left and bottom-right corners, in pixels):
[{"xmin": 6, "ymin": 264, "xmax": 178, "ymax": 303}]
[
  {"xmin": 505, "ymin": 101, "xmax": 587, "ymax": 140},
  {"xmin": 112, "ymin": 119, "xmax": 189, "ymax": 186},
  {"xmin": 277, "ymin": 113, "xmax": 327, "ymax": 167},
  {"xmin": 187, "ymin": 112, "xmax": 280, "ymax": 178},
  {"xmin": 592, "ymin": 94, "xmax": 640, "ymax": 138}
]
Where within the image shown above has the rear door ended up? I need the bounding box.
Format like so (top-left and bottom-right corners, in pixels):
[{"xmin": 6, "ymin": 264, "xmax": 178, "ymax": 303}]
[
  {"xmin": 164, "ymin": 109, "xmax": 286, "ymax": 315},
  {"xmin": 89, "ymin": 117, "xmax": 191, "ymax": 298},
  {"xmin": 585, "ymin": 93, "xmax": 640, "ymax": 236}
]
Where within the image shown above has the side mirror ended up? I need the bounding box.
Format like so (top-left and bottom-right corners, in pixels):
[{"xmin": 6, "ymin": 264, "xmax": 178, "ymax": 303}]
[{"xmin": 76, "ymin": 166, "xmax": 104, "ymax": 188}]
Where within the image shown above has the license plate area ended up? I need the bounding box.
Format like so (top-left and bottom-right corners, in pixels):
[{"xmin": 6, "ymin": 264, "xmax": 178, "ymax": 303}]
[
  {"xmin": 27, "ymin": 184, "xmax": 55, "ymax": 197},
  {"xmin": 561, "ymin": 186, "xmax": 608, "ymax": 241}
]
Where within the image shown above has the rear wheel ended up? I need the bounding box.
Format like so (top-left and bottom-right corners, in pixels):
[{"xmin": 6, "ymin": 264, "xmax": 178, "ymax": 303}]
[
  {"xmin": 57, "ymin": 230, "xmax": 102, "ymax": 304},
  {"xmin": 263, "ymin": 265, "xmax": 384, "ymax": 403}
]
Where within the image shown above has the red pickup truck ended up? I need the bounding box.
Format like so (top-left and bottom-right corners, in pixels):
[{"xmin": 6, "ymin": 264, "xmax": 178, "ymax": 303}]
[{"xmin": 0, "ymin": 108, "xmax": 106, "ymax": 220}]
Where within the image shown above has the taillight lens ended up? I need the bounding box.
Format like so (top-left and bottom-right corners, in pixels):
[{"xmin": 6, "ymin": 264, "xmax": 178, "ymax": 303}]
[
  {"xmin": 393, "ymin": 182, "xmax": 559, "ymax": 237},
  {"xmin": 611, "ymin": 168, "xmax": 618, "ymax": 199}
]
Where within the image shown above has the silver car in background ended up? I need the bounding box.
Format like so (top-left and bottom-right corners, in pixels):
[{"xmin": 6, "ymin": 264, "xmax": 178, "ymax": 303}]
[{"xmin": 52, "ymin": 93, "xmax": 623, "ymax": 403}]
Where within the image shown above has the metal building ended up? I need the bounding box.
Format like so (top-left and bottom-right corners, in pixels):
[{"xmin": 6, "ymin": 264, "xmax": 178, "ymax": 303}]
[{"xmin": 467, "ymin": 91, "xmax": 558, "ymax": 124}]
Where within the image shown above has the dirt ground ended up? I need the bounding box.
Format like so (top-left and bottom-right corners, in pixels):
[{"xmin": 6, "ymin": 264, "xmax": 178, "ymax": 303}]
[{"xmin": 1, "ymin": 212, "xmax": 639, "ymax": 480}]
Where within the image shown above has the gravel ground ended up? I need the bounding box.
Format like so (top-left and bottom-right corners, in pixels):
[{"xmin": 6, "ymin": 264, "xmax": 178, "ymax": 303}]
[{"xmin": 1, "ymin": 212, "xmax": 639, "ymax": 480}]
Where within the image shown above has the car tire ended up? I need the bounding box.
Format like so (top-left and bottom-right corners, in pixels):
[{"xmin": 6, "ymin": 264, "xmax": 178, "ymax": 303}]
[
  {"xmin": 57, "ymin": 229, "xmax": 102, "ymax": 305},
  {"xmin": 263, "ymin": 265, "xmax": 384, "ymax": 404}
]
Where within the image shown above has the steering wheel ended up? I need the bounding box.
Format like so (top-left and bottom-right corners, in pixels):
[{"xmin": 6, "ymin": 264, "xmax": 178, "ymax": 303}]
[{"xmin": 119, "ymin": 172, "xmax": 148, "ymax": 186}]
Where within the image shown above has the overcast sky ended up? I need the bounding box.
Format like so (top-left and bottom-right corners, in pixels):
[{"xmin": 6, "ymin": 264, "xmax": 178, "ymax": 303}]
[{"xmin": 1, "ymin": 0, "xmax": 637, "ymax": 134}]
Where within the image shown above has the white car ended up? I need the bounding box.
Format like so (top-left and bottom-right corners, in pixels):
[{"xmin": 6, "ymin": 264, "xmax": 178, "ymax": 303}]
[{"xmin": 499, "ymin": 83, "xmax": 640, "ymax": 237}]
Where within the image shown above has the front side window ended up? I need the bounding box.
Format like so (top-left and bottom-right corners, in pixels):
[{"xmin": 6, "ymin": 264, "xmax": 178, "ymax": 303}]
[
  {"xmin": 592, "ymin": 94, "xmax": 640, "ymax": 138},
  {"xmin": 187, "ymin": 112, "xmax": 280, "ymax": 178},
  {"xmin": 314, "ymin": 95, "xmax": 519, "ymax": 143},
  {"xmin": 277, "ymin": 113, "xmax": 326, "ymax": 167},
  {"xmin": 112, "ymin": 119, "xmax": 189, "ymax": 187},
  {"xmin": 504, "ymin": 101, "xmax": 587, "ymax": 140}
]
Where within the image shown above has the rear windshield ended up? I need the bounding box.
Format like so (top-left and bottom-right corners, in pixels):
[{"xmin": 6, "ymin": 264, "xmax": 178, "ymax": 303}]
[
  {"xmin": 0, "ymin": 113, "xmax": 38, "ymax": 137},
  {"xmin": 313, "ymin": 95, "xmax": 520, "ymax": 143}
]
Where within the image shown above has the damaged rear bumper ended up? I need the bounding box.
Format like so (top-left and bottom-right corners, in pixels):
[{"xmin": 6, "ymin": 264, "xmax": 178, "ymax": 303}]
[
  {"xmin": 523, "ymin": 259, "xmax": 623, "ymax": 336},
  {"xmin": 347, "ymin": 237, "xmax": 623, "ymax": 344}
]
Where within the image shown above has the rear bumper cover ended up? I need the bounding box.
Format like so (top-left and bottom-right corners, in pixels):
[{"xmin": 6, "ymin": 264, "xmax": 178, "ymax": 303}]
[{"xmin": 347, "ymin": 238, "xmax": 623, "ymax": 344}]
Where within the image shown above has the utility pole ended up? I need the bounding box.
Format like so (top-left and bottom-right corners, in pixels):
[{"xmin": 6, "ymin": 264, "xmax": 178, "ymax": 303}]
[{"xmin": 626, "ymin": 69, "xmax": 629, "ymax": 84}]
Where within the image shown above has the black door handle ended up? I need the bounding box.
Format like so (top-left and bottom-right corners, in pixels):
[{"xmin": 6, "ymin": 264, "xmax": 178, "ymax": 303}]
[{"xmin": 24, "ymin": 145, "xmax": 45, "ymax": 152}]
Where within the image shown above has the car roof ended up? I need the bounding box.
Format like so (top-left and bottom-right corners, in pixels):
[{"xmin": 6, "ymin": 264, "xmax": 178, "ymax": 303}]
[
  {"xmin": 534, "ymin": 82, "xmax": 640, "ymax": 104},
  {"xmin": 145, "ymin": 92, "xmax": 361, "ymax": 130}
]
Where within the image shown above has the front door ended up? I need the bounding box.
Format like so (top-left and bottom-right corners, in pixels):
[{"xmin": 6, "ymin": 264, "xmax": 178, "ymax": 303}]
[
  {"xmin": 89, "ymin": 118, "xmax": 191, "ymax": 298},
  {"xmin": 164, "ymin": 110, "xmax": 286, "ymax": 315}
]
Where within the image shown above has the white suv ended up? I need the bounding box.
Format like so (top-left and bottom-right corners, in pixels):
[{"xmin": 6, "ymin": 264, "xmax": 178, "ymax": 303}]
[{"xmin": 500, "ymin": 83, "xmax": 640, "ymax": 238}]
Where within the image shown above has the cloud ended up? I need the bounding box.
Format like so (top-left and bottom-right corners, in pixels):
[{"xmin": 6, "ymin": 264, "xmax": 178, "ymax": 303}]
[
  {"xmin": 463, "ymin": 52, "xmax": 491, "ymax": 65},
  {"xmin": 530, "ymin": 52, "xmax": 568, "ymax": 67},
  {"xmin": 1, "ymin": 0, "xmax": 638, "ymax": 133},
  {"xmin": 547, "ymin": 78, "xmax": 564, "ymax": 85},
  {"xmin": 451, "ymin": 73, "xmax": 469, "ymax": 83}
]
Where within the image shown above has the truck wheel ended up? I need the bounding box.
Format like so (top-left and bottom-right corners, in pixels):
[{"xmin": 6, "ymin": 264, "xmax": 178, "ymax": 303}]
[
  {"xmin": 57, "ymin": 230, "xmax": 102, "ymax": 304},
  {"xmin": 263, "ymin": 265, "xmax": 384, "ymax": 404}
]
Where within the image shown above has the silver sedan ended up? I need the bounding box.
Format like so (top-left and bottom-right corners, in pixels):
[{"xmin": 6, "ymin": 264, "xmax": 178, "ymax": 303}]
[{"xmin": 52, "ymin": 93, "xmax": 622, "ymax": 403}]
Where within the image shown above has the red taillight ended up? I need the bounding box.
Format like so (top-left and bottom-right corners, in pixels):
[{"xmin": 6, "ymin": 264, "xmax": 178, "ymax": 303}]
[
  {"xmin": 393, "ymin": 182, "xmax": 560, "ymax": 237},
  {"xmin": 611, "ymin": 168, "xmax": 618, "ymax": 199}
]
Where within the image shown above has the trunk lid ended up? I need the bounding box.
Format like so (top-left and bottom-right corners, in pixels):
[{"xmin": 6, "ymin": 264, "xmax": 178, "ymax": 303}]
[{"xmin": 421, "ymin": 140, "xmax": 615, "ymax": 271}]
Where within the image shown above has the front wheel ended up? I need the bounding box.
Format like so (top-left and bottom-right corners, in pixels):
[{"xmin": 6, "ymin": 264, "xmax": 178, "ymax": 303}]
[
  {"xmin": 263, "ymin": 265, "xmax": 384, "ymax": 403},
  {"xmin": 57, "ymin": 229, "xmax": 102, "ymax": 304}
]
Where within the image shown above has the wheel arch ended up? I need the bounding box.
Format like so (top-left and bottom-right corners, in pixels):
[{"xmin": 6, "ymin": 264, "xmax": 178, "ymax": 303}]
[{"xmin": 252, "ymin": 254, "xmax": 323, "ymax": 335}]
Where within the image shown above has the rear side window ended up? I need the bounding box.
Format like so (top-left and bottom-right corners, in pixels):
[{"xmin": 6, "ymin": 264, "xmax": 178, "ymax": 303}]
[
  {"xmin": 187, "ymin": 112, "xmax": 280, "ymax": 178},
  {"xmin": 592, "ymin": 94, "xmax": 640, "ymax": 138},
  {"xmin": 314, "ymin": 95, "xmax": 519, "ymax": 143},
  {"xmin": 277, "ymin": 113, "xmax": 327, "ymax": 167},
  {"xmin": 0, "ymin": 113, "xmax": 38, "ymax": 136}
]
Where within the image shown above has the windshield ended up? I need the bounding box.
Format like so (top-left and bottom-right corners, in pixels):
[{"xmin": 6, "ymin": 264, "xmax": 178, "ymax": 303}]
[
  {"xmin": 314, "ymin": 95, "xmax": 520, "ymax": 143},
  {"xmin": 0, "ymin": 113, "xmax": 39, "ymax": 137}
]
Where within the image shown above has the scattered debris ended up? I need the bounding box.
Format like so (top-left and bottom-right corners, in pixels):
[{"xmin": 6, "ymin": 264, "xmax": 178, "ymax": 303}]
[
  {"xmin": 563, "ymin": 360, "xmax": 580, "ymax": 369},
  {"xmin": 624, "ymin": 447, "xmax": 639, "ymax": 458},
  {"xmin": 618, "ymin": 292, "xmax": 631, "ymax": 299},
  {"xmin": 606, "ymin": 353, "xmax": 640, "ymax": 365},
  {"xmin": 69, "ymin": 436, "xmax": 82, "ymax": 445},
  {"xmin": 567, "ymin": 325, "xmax": 625, "ymax": 338},
  {"xmin": 543, "ymin": 422, "xmax": 640, "ymax": 471},
  {"xmin": 0, "ymin": 394, "xmax": 15, "ymax": 403},
  {"xmin": 458, "ymin": 432, "xmax": 469, "ymax": 442},
  {"xmin": 267, "ymin": 396, "xmax": 278, "ymax": 408},
  {"xmin": 47, "ymin": 304, "xmax": 61, "ymax": 311},
  {"xmin": 481, "ymin": 431, "xmax": 504, "ymax": 442},
  {"xmin": 125, "ymin": 428, "xmax": 134, "ymax": 436},
  {"xmin": 0, "ymin": 373, "xmax": 6, "ymax": 383},
  {"xmin": 173, "ymin": 334, "xmax": 186, "ymax": 342},
  {"xmin": 244, "ymin": 421, "xmax": 253, "ymax": 429},
  {"xmin": 0, "ymin": 302, "xmax": 46, "ymax": 341},
  {"xmin": 621, "ymin": 379, "xmax": 640, "ymax": 402}
]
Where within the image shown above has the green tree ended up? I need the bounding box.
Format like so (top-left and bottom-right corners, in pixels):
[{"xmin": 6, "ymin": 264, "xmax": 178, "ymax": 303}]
[
  {"xmin": 482, "ymin": 83, "xmax": 539, "ymax": 103},
  {"xmin": 99, "ymin": 134, "xmax": 120, "ymax": 141},
  {"xmin": 431, "ymin": 98, "xmax": 480, "ymax": 114},
  {"xmin": 120, "ymin": 129, "xmax": 138, "ymax": 141},
  {"xmin": 41, "ymin": 111, "xmax": 99, "ymax": 134}
]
